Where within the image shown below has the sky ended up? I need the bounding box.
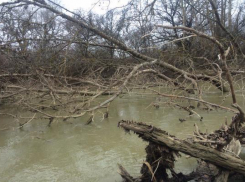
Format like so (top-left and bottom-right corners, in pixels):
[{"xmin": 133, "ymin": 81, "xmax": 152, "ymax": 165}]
[
  {"xmin": 60, "ymin": 0, "xmax": 128, "ymax": 14},
  {"xmin": 0, "ymin": 0, "xmax": 129, "ymax": 14}
]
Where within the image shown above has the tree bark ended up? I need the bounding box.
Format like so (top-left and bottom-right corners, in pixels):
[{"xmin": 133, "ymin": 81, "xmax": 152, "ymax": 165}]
[{"xmin": 118, "ymin": 120, "xmax": 245, "ymax": 175}]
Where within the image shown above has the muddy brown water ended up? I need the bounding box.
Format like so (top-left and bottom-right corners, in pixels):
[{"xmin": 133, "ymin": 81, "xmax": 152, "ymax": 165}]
[{"xmin": 1, "ymin": 89, "xmax": 245, "ymax": 182}]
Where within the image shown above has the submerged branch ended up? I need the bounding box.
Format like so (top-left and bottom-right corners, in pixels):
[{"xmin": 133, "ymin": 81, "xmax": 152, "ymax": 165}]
[{"xmin": 149, "ymin": 89, "xmax": 237, "ymax": 113}]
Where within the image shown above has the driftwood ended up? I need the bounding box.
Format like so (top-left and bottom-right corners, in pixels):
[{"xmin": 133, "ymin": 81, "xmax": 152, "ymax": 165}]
[{"xmin": 118, "ymin": 120, "xmax": 245, "ymax": 181}]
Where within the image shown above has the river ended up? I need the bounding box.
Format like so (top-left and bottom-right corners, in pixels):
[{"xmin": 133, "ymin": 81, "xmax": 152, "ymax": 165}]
[{"xmin": 0, "ymin": 88, "xmax": 245, "ymax": 181}]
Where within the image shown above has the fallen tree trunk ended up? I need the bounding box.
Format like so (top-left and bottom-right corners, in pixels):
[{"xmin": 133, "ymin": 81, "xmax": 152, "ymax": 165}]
[
  {"xmin": 118, "ymin": 120, "xmax": 245, "ymax": 175},
  {"xmin": 4, "ymin": 85, "xmax": 117, "ymax": 96},
  {"xmin": 0, "ymin": 73, "xmax": 106, "ymax": 88}
]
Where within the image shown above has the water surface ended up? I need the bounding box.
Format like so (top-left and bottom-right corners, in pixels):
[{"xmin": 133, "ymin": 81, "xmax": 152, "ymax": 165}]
[{"xmin": 0, "ymin": 89, "xmax": 244, "ymax": 181}]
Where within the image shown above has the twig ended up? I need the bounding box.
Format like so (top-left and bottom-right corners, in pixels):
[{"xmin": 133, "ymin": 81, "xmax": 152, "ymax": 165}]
[{"xmin": 149, "ymin": 88, "xmax": 237, "ymax": 113}]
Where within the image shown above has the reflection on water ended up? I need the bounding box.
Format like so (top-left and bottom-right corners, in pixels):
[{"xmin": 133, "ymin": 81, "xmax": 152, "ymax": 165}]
[{"xmin": 0, "ymin": 90, "xmax": 244, "ymax": 182}]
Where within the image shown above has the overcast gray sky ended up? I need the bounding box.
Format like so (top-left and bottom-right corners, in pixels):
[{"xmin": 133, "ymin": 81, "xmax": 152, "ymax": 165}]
[
  {"xmin": 60, "ymin": 0, "xmax": 127, "ymax": 13},
  {"xmin": 0, "ymin": 0, "xmax": 128, "ymax": 14}
]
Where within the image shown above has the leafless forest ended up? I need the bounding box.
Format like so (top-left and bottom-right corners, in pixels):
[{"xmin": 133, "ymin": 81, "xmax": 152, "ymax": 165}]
[{"xmin": 1, "ymin": 0, "xmax": 245, "ymax": 181}]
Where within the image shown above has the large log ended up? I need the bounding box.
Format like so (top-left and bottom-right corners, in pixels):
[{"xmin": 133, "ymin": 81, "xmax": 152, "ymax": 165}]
[{"xmin": 118, "ymin": 120, "xmax": 245, "ymax": 175}]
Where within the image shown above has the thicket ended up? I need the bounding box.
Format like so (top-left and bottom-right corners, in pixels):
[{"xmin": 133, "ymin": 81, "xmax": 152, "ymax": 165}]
[{"xmin": 1, "ymin": 1, "xmax": 245, "ymax": 181}]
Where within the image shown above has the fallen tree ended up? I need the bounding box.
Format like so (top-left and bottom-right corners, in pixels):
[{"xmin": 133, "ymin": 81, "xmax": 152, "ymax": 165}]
[
  {"xmin": 118, "ymin": 120, "xmax": 245, "ymax": 181},
  {"xmin": 0, "ymin": 0, "xmax": 244, "ymax": 181},
  {"xmin": 1, "ymin": 0, "xmax": 243, "ymax": 125}
]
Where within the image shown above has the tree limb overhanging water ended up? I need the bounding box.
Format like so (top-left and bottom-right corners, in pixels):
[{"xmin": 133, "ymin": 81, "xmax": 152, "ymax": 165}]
[{"xmin": 0, "ymin": 0, "xmax": 245, "ymax": 181}]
